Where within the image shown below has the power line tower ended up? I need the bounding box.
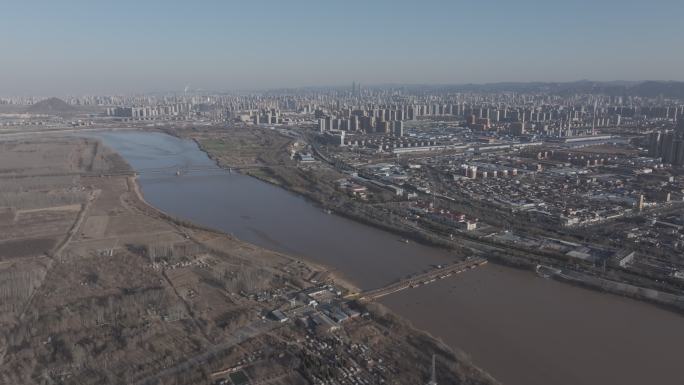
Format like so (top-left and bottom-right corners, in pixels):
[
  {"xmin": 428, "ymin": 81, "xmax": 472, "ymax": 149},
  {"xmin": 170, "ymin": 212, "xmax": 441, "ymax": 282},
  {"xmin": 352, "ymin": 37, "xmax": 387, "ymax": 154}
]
[{"xmin": 427, "ymin": 354, "xmax": 437, "ymax": 385}]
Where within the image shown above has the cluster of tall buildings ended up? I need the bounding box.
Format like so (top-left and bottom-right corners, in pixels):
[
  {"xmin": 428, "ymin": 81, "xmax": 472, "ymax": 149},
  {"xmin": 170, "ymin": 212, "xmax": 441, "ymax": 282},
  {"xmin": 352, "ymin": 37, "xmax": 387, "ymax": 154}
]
[
  {"xmin": 249, "ymin": 109, "xmax": 282, "ymax": 125},
  {"xmin": 318, "ymin": 108, "xmax": 405, "ymax": 136},
  {"xmin": 7, "ymin": 86, "xmax": 682, "ymax": 147},
  {"xmin": 105, "ymin": 104, "xmax": 192, "ymax": 119},
  {"xmin": 311, "ymin": 95, "xmax": 654, "ymax": 139},
  {"xmin": 648, "ymin": 120, "xmax": 684, "ymax": 166}
]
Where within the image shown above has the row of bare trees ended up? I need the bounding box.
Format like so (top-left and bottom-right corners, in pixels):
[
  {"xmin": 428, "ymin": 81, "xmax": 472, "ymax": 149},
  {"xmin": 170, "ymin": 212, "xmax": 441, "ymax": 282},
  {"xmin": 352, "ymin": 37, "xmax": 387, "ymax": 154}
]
[
  {"xmin": 144, "ymin": 242, "xmax": 206, "ymax": 263},
  {"xmin": 0, "ymin": 266, "xmax": 47, "ymax": 316},
  {"xmin": 0, "ymin": 176, "xmax": 80, "ymax": 194},
  {"xmin": 0, "ymin": 191, "xmax": 88, "ymax": 211},
  {"xmin": 221, "ymin": 264, "xmax": 275, "ymax": 294}
]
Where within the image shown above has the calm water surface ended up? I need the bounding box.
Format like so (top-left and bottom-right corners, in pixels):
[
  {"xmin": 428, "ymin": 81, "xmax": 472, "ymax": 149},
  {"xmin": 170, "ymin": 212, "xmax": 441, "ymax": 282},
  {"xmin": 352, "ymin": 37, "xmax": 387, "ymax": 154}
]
[
  {"xmin": 91, "ymin": 131, "xmax": 455, "ymax": 289},
  {"xmin": 91, "ymin": 131, "xmax": 684, "ymax": 385}
]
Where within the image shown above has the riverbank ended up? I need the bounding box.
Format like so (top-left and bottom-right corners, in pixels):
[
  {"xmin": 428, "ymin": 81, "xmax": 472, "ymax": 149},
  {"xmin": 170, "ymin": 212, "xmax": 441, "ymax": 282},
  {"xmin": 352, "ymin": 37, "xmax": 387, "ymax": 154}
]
[
  {"xmin": 174, "ymin": 126, "xmax": 684, "ymax": 315},
  {"xmin": 552, "ymin": 268, "xmax": 684, "ymax": 314},
  {"xmin": 86, "ymin": 129, "xmax": 684, "ymax": 385},
  {"xmin": 94, "ymin": 134, "xmax": 500, "ymax": 384},
  {"xmin": 178, "ymin": 129, "xmax": 469, "ymax": 252},
  {"xmin": 0, "ymin": 135, "xmax": 503, "ymax": 385},
  {"xmin": 127, "ymin": 172, "xmax": 362, "ymax": 295}
]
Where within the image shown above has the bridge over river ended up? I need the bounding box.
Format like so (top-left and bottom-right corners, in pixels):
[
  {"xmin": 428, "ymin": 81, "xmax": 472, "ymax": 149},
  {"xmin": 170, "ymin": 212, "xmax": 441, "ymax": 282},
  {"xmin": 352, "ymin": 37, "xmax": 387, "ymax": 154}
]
[{"xmin": 353, "ymin": 257, "xmax": 488, "ymax": 301}]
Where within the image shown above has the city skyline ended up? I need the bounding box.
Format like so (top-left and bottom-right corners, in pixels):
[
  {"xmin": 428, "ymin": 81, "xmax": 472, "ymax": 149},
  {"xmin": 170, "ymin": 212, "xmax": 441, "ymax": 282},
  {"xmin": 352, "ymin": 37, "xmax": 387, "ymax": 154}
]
[
  {"xmin": 2, "ymin": 2, "xmax": 684, "ymax": 385},
  {"xmin": 1, "ymin": 0, "xmax": 683, "ymax": 95}
]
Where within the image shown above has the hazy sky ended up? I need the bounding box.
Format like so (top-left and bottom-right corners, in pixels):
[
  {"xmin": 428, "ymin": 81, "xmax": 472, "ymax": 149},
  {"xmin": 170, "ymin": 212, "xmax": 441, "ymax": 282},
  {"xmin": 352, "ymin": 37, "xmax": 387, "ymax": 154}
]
[{"xmin": 1, "ymin": 0, "xmax": 683, "ymax": 95}]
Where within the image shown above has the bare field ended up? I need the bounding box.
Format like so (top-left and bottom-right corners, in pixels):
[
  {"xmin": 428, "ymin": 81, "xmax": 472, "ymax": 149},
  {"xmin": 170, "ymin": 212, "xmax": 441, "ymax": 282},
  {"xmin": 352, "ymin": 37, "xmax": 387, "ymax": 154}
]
[
  {"xmin": 0, "ymin": 210, "xmax": 78, "ymax": 243},
  {"xmin": 0, "ymin": 136, "xmax": 495, "ymax": 385},
  {"xmin": 80, "ymin": 215, "xmax": 109, "ymax": 238},
  {"xmin": 0, "ymin": 140, "xmax": 90, "ymax": 176},
  {"xmin": 190, "ymin": 126, "xmax": 293, "ymax": 167},
  {"xmin": 0, "ymin": 257, "xmax": 50, "ymax": 319},
  {"xmin": 0, "ymin": 238, "xmax": 56, "ymax": 259},
  {"xmin": 571, "ymin": 143, "xmax": 639, "ymax": 156},
  {"xmin": 0, "ymin": 208, "xmax": 15, "ymax": 223}
]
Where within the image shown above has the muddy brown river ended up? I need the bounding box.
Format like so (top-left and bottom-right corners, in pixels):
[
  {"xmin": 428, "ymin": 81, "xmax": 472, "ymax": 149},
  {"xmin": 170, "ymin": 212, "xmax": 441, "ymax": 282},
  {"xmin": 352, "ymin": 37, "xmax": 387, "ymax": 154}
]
[{"xmin": 90, "ymin": 131, "xmax": 684, "ymax": 385}]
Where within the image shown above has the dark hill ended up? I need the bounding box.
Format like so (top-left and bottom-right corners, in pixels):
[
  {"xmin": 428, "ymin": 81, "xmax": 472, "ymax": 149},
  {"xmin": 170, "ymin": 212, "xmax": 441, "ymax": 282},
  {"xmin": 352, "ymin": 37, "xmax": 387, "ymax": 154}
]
[
  {"xmin": 442, "ymin": 81, "xmax": 684, "ymax": 99},
  {"xmin": 25, "ymin": 97, "xmax": 75, "ymax": 115},
  {"xmin": 627, "ymin": 81, "xmax": 684, "ymax": 99}
]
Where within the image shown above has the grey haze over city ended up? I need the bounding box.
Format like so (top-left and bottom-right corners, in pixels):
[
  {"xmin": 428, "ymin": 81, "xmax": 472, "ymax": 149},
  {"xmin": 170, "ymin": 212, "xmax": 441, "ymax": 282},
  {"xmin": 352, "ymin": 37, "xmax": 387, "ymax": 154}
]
[
  {"xmin": 2, "ymin": 1, "xmax": 684, "ymax": 385},
  {"xmin": 1, "ymin": 1, "xmax": 683, "ymax": 95}
]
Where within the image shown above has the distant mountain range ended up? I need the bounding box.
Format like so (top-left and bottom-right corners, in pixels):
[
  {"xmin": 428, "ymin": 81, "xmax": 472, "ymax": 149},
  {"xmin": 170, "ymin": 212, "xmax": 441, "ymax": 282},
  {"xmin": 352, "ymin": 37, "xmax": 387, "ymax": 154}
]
[
  {"xmin": 447, "ymin": 80, "xmax": 684, "ymax": 98},
  {"xmin": 25, "ymin": 97, "xmax": 75, "ymax": 115}
]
